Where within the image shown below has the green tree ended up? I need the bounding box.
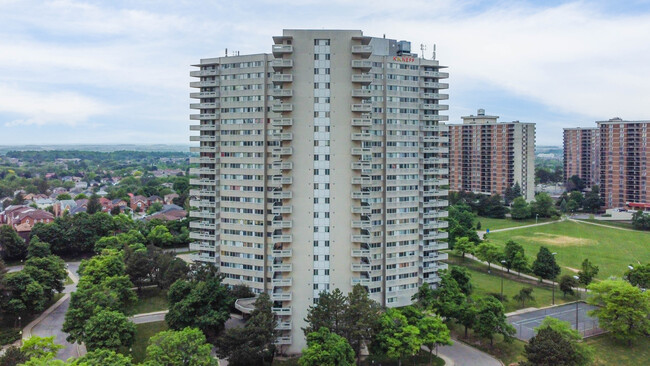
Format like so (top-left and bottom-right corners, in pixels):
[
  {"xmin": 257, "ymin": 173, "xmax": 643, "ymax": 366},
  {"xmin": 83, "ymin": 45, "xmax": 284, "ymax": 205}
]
[
  {"xmin": 23, "ymin": 255, "xmax": 67, "ymax": 299},
  {"xmin": 93, "ymin": 237, "xmax": 123, "ymax": 253},
  {"xmin": 344, "ymin": 284, "xmax": 380, "ymax": 362},
  {"xmin": 577, "ymin": 258, "xmax": 599, "ymax": 289},
  {"xmin": 504, "ymin": 182, "xmax": 522, "ymax": 205},
  {"xmin": 431, "ymin": 273, "xmax": 466, "ymax": 320},
  {"xmin": 412, "ymin": 282, "xmax": 435, "ymax": 310},
  {"xmin": 530, "ymin": 192, "xmax": 556, "ymax": 218},
  {"xmin": 587, "ymin": 279, "xmax": 650, "ymax": 345},
  {"xmin": 82, "ymin": 309, "xmax": 135, "ymax": 351},
  {"xmin": 559, "ymin": 275, "xmax": 578, "ymax": 298},
  {"xmin": 448, "ymin": 204, "xmax": 480, "ymax": 248},
  {"xmin": 77, "ymin": 250, "xmax": 126, "ymax": 287},
  {"xmin": 510, "ymin": 197, "xmax": 531, "ymax": 220},
  {"xmin": 521, "ymin": 327, "xmax": 585, "ymax": 366},
  {"xmin": 56, "ymin": 193, "xmax": 72, "ymax": 201},
  {"xmin": 457, "ymin": 301, "xmax": 477, "ymax": 338},
  {"xmin": 26, "ymin": 236, "xmax": 51, "ymax": 259},
  {"xmin": 145, "ymin": 327, "xmax": 217, "ymax": 366},
  {"xmin": 449, "ymin": 266, "xmax": 473, "ymax": 296},
  {"xmin": 625, "ymin": 263, "xmax": 650, "ymax": 289},
  {"xmin": 532, "ymin": 247, "xmax": 560, "ymax": 282},
  {"xmin": 2, "ymin": 271, "xmax": 47, "ymax": 315},
  {"xmin": 453, "ymin": 237, "xmax": 475, "ymax": 260},
  {"xmin": 72, "ymin": 348, "xmax": 134, "ymax": 366},
  {"xmin": 86, "ymin": 194, "xmax": 102, "ymax": 215},
  {"xmin": 513, "ymin": 287, "xmax": 535, "ymax": 307},
  {"xmin": 165, "ymin": 275, "xmax": 233, "ymax": 340},
  {"xmin": 303, "ymin": 288, "xmax": 348, "ymax": 337},
  {"xmin": 534, "ymin": 317, "xmax": 593, "ymax": 365},
  {"xmin": 582, "ymin": 185, "xmax": 603, "ymax": 213},
  {"xmin": 299, "ymin": 327, "xmax": 355, "ymax": 366},
  {"xmin": 124, "ymin": 248, "xmax": 154, "ymax": 290},
  {"xmin": 146, "ymin": 202, "xmax": 164, "ymax": 215},
  {"xmin": 371, "ymin": 309, "xmax": 422, "ymax": 366},
  {"xmin": 511, "ymin": 251, "xmax": 529, "ymax": 276},
  {"xmin": 475, "ymin": 241, "xmax": 501, "ymax": 270},
  {"xmin": 502, "ymin": 240, "xmax": 524, "ymax": 273},
  {"xmin": 20, "ymin": 336, "xmax": 63, "ymax": 360},
  {"xmin": 417, "ymin": 315, "xmax": 452, "ymax": 364},
  {"xmin": 474, "ymin": 296, "xmax": 515, "ymax": 346},
  {"xmin": 147, "ymin": 225, "xmax": 174, "ymax": 247},
  {"xmin": 0, "ymin": 345, "xmax": 27, "ymax": 366},
  {"xmin": 0, "ymin": 225, "xmax": 27, "ymax": 260}
]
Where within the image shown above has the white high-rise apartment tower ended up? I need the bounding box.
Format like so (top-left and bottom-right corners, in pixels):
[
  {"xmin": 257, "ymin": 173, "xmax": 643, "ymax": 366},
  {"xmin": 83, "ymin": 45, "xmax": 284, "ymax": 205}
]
[{"xmin": 189, "ymin": 29, "xmax": 449, "ymax": 354}]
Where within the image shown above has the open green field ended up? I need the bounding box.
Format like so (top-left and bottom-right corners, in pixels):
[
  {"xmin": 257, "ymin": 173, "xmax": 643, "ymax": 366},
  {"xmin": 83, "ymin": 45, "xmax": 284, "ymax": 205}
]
[
  {"xmin": 127, "ymin": 321, "xmax": 169, "ymax": 363},
  {"xmin": 586, "ymin": 333, "xmax": 650, "ymax": 365},
  {"xmin": 485, "ymin": 220, "xmax": 650, "ymax": 279},
  {"xmin": 577, "ymin": 219, "xmax": 635, "ymax": 230},
  {"xmin": 130, "ymin": 287, "xmax": 168, "ymax": 315},
  {"xmin": 476, "ymin": 216, "xmax": 555, "ymax": 231}
]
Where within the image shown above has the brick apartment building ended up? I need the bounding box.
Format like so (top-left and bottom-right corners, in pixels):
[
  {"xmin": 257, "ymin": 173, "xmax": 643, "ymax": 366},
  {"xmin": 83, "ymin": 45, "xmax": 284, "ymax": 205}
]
[
  {"xmin": 448, "ymin": 109, "xmax": 536, "ymax": 201},
  {"xmin": 563, "ymin": 127, "xmax": 599, "ymax": 188}
]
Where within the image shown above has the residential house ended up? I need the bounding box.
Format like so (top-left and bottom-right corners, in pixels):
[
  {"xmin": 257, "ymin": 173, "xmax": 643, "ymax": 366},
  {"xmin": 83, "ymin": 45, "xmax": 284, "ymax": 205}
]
[
  {"xmin": 128, "ymin": 194, "xmax": 149, "ymax": 212},
  {"xmin": 0, "ymin": 205, "xmax": 55, "ymax": 240},
  {"xmin": 53, "ymin": 200, "xmax": 77, "ymax": 217},
  {"xmin": 148, "ymin": 195, "xmax": 163, "ymax": 205},
  {"xmin": 164, "ymin": 193, "xmax": 179, "ymax": 204},
  {"xmin": 145, "ymin": 204, "xmax": 186, "ymax": 222}
]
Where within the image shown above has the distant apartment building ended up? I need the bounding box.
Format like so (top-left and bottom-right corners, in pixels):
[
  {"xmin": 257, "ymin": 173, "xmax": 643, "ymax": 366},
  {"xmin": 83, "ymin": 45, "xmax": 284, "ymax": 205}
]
[
  {"xmin": 189, "ymin": 29, "xmax": 450, "ymax": 353},
  {"xmin": 448, "ymin": 109, "xmax": 535, "ymax": 201},
  {"xmin": 563, "ymin": 127, "xmax": 600, "ymax": 188}
]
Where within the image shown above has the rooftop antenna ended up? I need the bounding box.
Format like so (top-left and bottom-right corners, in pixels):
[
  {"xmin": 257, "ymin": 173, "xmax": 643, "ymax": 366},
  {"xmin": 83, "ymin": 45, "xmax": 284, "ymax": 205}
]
[
  {"xmin": 420, "ymin": 44, "xmax": 427, "ymax": 59},
  {"xmin": 432, "ymin": 44, "xmax": 436, "ymax": 60},
  {"xmin": 225, "ymin": 48, "xmax": 228, "ymax": 57}
]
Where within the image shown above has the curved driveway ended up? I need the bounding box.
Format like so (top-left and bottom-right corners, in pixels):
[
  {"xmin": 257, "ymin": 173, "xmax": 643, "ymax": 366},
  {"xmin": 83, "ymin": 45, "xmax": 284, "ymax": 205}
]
[{"xmin": 435, "ymin": 338, "xmax": 502, "ymax": 366}]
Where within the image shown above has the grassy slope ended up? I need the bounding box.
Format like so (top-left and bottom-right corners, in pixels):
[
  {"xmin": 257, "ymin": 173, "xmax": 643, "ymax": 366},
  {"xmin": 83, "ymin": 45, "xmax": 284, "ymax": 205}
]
[
  {"xmin": 476, "ymin": 216, "xmax": 555, "ymax": 231},
  {"xmin": 130, "ymin": 287, "xmax": 169, "ymax": 315},
  {"xmin": 128, "ymin": 321, "xmax": 169, "ymax": 363},
  {"xmin": 485, "ymin": 220, "xmax": 650, "ymax": 279},
  {"xmin": 586, "ymin": 334, "xmax": 650, "ymax": 366}
]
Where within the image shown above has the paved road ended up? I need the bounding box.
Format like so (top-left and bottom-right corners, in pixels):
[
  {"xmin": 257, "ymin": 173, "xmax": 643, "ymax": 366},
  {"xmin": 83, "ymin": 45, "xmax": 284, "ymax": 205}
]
[
  {"xmin": 27, "ymin": 262, "xmax": 81, "ymax": 361},
  {"xmin": 436, "ymin": 338, "xmax": 502, "ymax": 366},
  {"xmin": 7, "ymin": 264, "xmax": 24, "ymax": 273}
]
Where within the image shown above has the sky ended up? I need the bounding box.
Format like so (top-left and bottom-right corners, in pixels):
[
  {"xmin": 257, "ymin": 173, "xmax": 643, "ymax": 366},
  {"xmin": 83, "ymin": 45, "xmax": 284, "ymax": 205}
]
[{"xmin": 1, "ymin": 0, "xmax": 650, "ymax": 146}]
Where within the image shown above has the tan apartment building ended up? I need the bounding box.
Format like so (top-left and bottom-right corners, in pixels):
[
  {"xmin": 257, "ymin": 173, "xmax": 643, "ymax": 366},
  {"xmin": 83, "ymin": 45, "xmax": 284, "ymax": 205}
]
[
  {"xmin": 448, "ymin": 109, "xmax": 535, "ymax": 201},
  {"xmin": 597, "ymin": 118, "xmax": 650, "ymax": 208},
  {"xmin": 563, "ymin": 127, "xmax": 599, "ymax": 188},
  {"xmin": 189, "ymin": 29, "xmax": 450, "ymax": 354}
]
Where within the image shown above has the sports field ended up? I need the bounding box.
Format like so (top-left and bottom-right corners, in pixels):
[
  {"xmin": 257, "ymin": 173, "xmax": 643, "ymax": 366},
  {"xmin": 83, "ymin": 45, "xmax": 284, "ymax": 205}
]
[{"xmin": 486, "ymin": 220, "xmax": 650, "ymax": 279}]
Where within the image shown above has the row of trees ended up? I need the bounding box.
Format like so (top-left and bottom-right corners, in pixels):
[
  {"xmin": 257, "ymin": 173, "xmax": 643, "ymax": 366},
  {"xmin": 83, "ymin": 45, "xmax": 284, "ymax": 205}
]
[
  {"xmin": 0, "ymin": 238, "xmax": 66, "ymax": 324},
  {"xmin": 556, "ymin": 185, "xmax": 603, "ymax": 214},
  {"xmin": 510, "ymin": 192, "xmax": 558, "ymax": 220}
]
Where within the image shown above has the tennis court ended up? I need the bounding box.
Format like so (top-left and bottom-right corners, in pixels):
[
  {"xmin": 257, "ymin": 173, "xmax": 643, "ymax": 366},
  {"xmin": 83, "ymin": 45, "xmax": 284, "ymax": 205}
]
[{"xmin": 507, "ymin": 302, "xmax": 604, "ymax": 341}]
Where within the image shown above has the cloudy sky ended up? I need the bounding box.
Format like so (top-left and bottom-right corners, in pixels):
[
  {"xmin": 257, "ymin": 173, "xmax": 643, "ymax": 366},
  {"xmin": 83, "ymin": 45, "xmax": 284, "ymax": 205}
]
[{"xmin": 1, "ymin": 0, "xmax": 650, "ymax": 146}]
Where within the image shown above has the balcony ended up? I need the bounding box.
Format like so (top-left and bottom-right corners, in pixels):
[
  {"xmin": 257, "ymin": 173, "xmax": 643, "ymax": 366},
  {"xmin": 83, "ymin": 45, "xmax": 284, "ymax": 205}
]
[
  {"xmin": 351, "ymin": 118, "xmax": 372, "ymax": 126},
  {"xmin": 351, "ymin": 191, "xmax": 371, "ymax": 199},
  {"xmin": 271, "ymin": 118, "xmax": 293, "ymax": 126},
  {"xmin": 421, "ymin": 114, "xmax": 449, "ymax": 122},
  {"xmin": 422, "ymin": 136, "xmax": 449, "ymax": 143},
  {"xmin": 351, "ymin": 206, "xmax": 371, "ymax": 215},
  {"xmin": 271, "ymin": 59, "xmax": 293, "ymax": 69},
  {"xmin": 271, "ymin": 74, "xmax": 293, "ymax": 83},
  {"xmin": 422, "ymin": 210, "xmax": 449, "ymax": 219},
  {"xmin": 189, "ymin": 135, "xmax": 218, "ymax": 143},
  {"xmin": 421, "ymin": 81, "xmax": 449, "ymax": 89},
  {"xmin": 270, "ymin": 89, "xmax": 293, "ymax": 98},
  {"xmin": 351, "ymin": 45, "xmax": 373, "ymax": 55},
  {"xmin": 190, "ymin": 253, "xmax": 218, "ymax": 263},
  {"xmin": 189, "ymin": 167, "xmax": 216, "ymax": 175},
  {"xmin": 271, "ymin": 220, "xmax": 292, "ymax": 229},
  {"xmin": 351, "ymin": 60, "xmax": 373, "ymax": 70},
  {"xmin": 274, "ymin": 336, "xmax": 293, "ymax": 345},
  {"xmin": 351, "ymin": 147, "xmax": 371, "ymax": 155},
  {"xmin": 275, "ymin": 320, "xmax": 292, "ymax": 330},
  {"xmin": 272, "ymin": 278, "xmax": 292, "ymax": 287},
  {"xmin": 351, "ymin": 132, "xmax": 371, "ymax": 140},
  {"xmin": 271, "ymin": 292, "xmax": 292, "ymax": 302},
  {"xmin": 189, "ymin": 80, "xmax": 217, "ymax": 88},
  {"xmin": 272, "ymin": 264, "xmax": 293, "ymax": 272},
  {"xmin": 272, "ymin": 44, "xmax": 293, "ymax": 57},
  {"xmin": 270, "ymin": 133, "xmax": 293, "ymax": 141},
  {"xmin": 272, "ymin": 234, "xmax": 293, "ymax": 244},
  {"xmin": 189, "ymin": 200, "xmax": 216, "ymax": 210},
  {"xmin": 351, "ymin": 176, "xmax": 371, "ymax": 185},
  {"xmin": 272, "ymin": 306, "xmax": 292, "ymax": 316},
  {"xmin": 189, "ymin": 157, "xmax": 217, "ymax": 164},
  {"xmin": 190, "ymin": 91, "xmax": 219, "ymax": 99},
  {"xmin": 271, "ymin": 162, "xmax": 293, "ymax": 170},
  {"xmin": 190, "ymin": 102, "xmax": 218, "ymax": 110},
  {"xmin": 422, "ymin": 71, "xmax": 449, "ymax": 78},
  {"xmin": 190, "ymin": 69, "xmax": 218, "ymax": 77},
  {"xmin": 351, "ymin": 264, "xmax": 372, "ymax": 272},
  {"xmin": 189, "ymin": 232, "xmax": 216, "ymax": 241},
  {"xmin": 272, "ymin": 147, "xmax": 293, "ymax": 156},
  {"xmin": 352, "ymin": 89, "xmax": 372, "ymax": 98},
  {"xmin": 189, "ymin": 242, "xmax": 215, "ymax": 251},
  {"xmin": 421, "ymin": 104, "xmax": 449, "ymax": 111},
  {"xmin": 351, "ymin": 74, "xmax": 373, "ymax": 84},
  {"xmin": 189, "ymin": 178, "xmax": 217, "ymax": 186},
  {"xmin": 272, "ymin": 249, "xmax": 292, "ymax": 258},
  {"xmin": 422, "ymin": 146, "xmax": 446, "ymax": 154},
  {"xmin": 270, "ymin": 191, "xmax": 292, "ymax": 199},
  {"xmin": 422, "ymin": 221, "xmax": 449, "ymax": 230},
  {"xmin": 189, "ymin": 147, "xmax": 215, "ymax": 154},
  {"xmin": 189, "ymin": 189, "xmax": 216, "ymax": 196},
  {"xmin": 420, "ymin": 92, "xmax": 449, "ymax": 100},
  {"xmin": 272, "ymin": 103, "xmax": 293, "ymax": 113},
  {"xmin": 271, "ymin": 176, "xmax": 293, "ymax": 185},
  {"xmin": 351, "ymin": 103, "xmax": 373, "ymax": 113},
  {"xmin": 351, "ymin": 234, "xmax": 370, "ymax": 242},
  {"xmin": 351, "ymin": 249, "xmax": 371, "ymax": 257},
  {"xmin": 189, "ymin": 211, "xmax": 215, "ymax": 219},
  {"xmin": 189, "ymin": 221, "xmax": 216, "ymax": 230},
  {"xmin": 351, "ymin": 278, "xmax": 372, "ymax": 285},
  {"xmin": 190, "ymin": 113, "xmax": 218, "ymax": 120},
  {"xmin": 272, "ymin": 206, "xmax": 292, "ymax": 214},
  {"xmin": 189, "ymin": 124, "xmax": 216, "ymax": 132},
  {"xmin": 423, "ymin": 231, "xmax": 449, "ymax": 240}
]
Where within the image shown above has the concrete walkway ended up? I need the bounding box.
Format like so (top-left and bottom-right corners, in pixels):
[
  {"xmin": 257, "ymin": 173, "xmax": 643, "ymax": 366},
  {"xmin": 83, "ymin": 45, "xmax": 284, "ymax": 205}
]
[{"xmin": 434, "ymin": 337, "xmax": 503, "ymax": 366}]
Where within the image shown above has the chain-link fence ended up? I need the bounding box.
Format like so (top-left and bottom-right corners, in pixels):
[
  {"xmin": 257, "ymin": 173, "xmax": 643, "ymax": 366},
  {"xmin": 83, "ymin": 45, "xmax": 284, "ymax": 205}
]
[{"xmin": 508, "ymin": 301, "xmax": 604, "ymax": 341}]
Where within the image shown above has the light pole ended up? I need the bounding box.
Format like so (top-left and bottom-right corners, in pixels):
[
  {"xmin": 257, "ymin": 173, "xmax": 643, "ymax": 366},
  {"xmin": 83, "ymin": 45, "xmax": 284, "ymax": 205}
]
[
  {"xmin": 573, "ymin": 275, "xmax": 580, "ymax": 331},
  {"xmin": 551, "ymin": 252, "xmax": 557, "ymax": 305},
  {"xmin": 536, "ymin": 214, "xmax": 539, "ymax": 224},
  {"xmin": 500, "ymin": 260, "xmax": 507, "ymax": 300}
]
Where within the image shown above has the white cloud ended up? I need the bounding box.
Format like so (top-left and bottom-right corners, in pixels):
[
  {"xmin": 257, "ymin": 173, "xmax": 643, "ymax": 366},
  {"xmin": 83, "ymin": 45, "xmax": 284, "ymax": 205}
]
[{"xmin": 0, "ymin": 84, "xmax": 109, "ymax": 126}]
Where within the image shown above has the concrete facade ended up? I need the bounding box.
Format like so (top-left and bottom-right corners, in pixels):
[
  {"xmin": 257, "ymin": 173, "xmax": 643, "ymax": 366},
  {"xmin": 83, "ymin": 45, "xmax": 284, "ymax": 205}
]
[
  {"xmin": 189, "ymin": 29, "xmax": 449, "ymax": 354},
  {"xmin": 448, "ymin": 109, "xmax": 536, "ymax": 201}
]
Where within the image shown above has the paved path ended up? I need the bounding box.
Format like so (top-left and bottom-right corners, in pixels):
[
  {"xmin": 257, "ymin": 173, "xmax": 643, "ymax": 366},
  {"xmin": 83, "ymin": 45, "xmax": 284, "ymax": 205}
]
[
  {"xmin": 570, "ymin": 218, "xmax": 639, "ymax": 232},
  {"xmin": 435, "ymin": 338, "xmax": 502, "ymax": 366},
  {"xmin": 129, "ymin": 310, "xmax": 168, "ymax": 324},
  {"xmin": 24, "ymin": 262, "xmax": 83, "ymax": 361},
  {"xmin": 6, "ymin": 264, "xmax": 24, "ymax": 273}
]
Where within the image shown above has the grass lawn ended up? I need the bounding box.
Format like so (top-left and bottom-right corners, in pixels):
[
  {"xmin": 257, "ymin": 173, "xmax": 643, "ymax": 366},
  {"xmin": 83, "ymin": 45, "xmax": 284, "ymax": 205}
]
[
  {"xmin": 447, "ymin": 256, "xmax": 580, "ymax": 312},
  {"xmin": 586, "ymin": 333, "xmax": 650, "ymax": 365},
  {"xmin": 127, "ymin": 321, "xmax": 169, "ymax": 363},
  {"xmin": 273, "ymin": 351, "xmax": 445, "ymax": 366},
  {"xmin": 130, "ymin": 287, "xmax": 169, "ymax": 315},
  {"xmin": 485, "ymin": 220, "xmax": 650, "ymax": 279},
  {"xmin": 448, "ymin": 321, "xmax": 525, "ymax": 366},
  {"xmin": 64, "ymin": 275, "xmax": 74, "ymax": 285},
  {"xmin": 476, "ymin": 216, "xmax": 555, "ymax": 231},
  {"xmin": 577, "ymin": 219, "xmax": 636, "ymax": 230}
]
